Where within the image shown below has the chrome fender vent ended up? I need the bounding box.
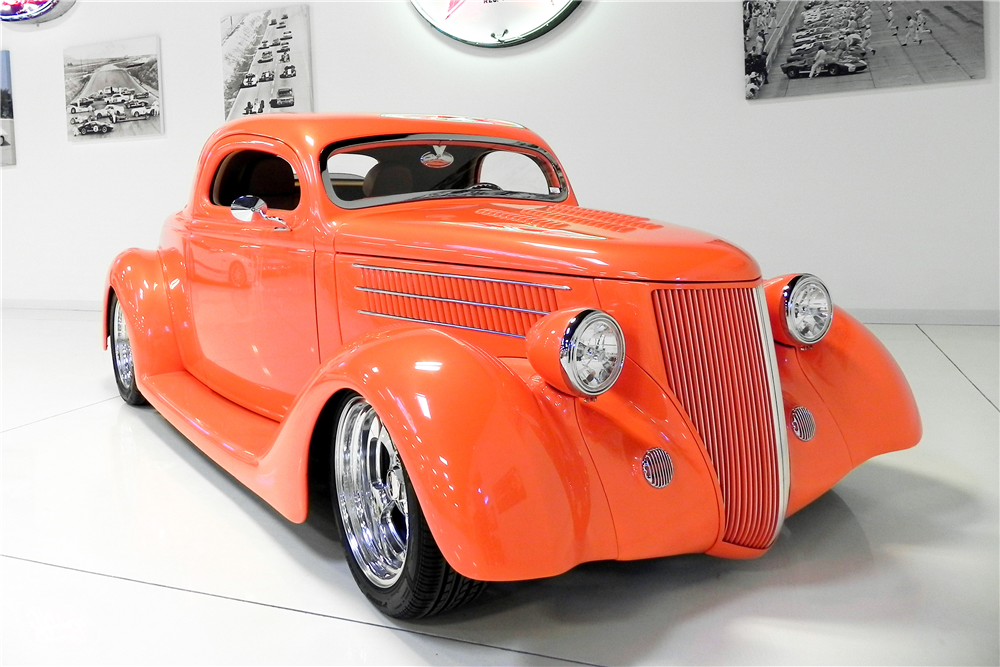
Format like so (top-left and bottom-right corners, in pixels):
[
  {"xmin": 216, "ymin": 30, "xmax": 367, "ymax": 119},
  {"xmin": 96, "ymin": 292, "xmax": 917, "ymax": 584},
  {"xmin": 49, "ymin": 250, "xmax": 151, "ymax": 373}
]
[
  {"xmin": 642, "ymin": 448, "xmax": 674, "ymax": 489},
  {"xmin": 790, "ymin": 406, "xmax": 816, "ymax": 441}
]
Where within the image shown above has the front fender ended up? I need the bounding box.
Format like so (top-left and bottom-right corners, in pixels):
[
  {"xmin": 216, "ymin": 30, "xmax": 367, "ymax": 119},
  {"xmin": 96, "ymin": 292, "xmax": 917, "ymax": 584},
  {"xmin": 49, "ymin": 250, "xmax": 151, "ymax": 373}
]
[
  {"xmin": 299, "ymin": 326, "xmax": 617, "ymax": 581},
  {"xmin": 104, "ymin": 249, "xmax": 183, "ymax": 381},
  {"xmin": 764, "ymin": 278, "xmax": 921, "ymax": 513},
  {"xmin": 793, "ymin": 307, "xmax": 921, "ymax": 466}
]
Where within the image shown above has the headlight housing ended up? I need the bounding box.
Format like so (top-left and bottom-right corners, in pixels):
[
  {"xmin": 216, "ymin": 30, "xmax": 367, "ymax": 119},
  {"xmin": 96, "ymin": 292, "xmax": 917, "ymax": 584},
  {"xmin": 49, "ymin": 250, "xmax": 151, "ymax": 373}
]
[
  {"xmin": 526, "ymin": 309, "xmax": 625, "ymax": 397},
  {"xmin": 783, "ymin": 274, "xmax": 833, "ymax": 344}
]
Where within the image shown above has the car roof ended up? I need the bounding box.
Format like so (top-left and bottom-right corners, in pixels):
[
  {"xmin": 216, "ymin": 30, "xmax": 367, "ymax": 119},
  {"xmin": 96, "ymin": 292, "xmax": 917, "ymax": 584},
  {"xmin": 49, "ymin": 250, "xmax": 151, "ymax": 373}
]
[{"xmin": 205, "ymin": 114, "xmax": 554, "ymax": 160}]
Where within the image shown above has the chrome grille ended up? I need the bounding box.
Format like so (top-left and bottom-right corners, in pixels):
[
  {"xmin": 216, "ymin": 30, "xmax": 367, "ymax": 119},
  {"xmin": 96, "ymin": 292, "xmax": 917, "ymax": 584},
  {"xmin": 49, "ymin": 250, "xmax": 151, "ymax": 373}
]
[{"xmin": 653, "ymin": 285, "xmax": 788, "ymax": 550}]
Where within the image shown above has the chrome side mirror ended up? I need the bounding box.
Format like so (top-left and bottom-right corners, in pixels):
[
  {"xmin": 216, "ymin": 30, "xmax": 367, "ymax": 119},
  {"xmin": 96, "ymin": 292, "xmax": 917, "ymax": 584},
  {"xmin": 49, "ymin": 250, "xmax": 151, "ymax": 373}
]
[{"xmin": 230, "ymin": 195, "xmax": 290, "ymax": 231}]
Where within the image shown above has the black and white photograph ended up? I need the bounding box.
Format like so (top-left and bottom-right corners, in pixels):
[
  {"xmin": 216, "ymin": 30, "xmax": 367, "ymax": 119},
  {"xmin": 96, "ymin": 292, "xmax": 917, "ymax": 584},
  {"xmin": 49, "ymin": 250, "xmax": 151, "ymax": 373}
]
[
  {"xmin": 63, "ymin": 36, "xmax": 163, "ymax": 141},
  {"xmin": 1, "ymin": 50, "xmax": 15, "ymax": 166},
  {"xmin": 221, "ymin": 5, "xmax": 313, "ymax": 120},
  {"xmin": 745, "ymin": 0, "xmax": 986, "ymax": 99}
]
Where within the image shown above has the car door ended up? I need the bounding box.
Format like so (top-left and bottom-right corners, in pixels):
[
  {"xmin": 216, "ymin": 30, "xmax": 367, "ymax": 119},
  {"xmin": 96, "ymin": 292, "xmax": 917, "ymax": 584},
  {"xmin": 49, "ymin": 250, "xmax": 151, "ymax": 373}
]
[{"xmin": 184, "ymin": 135, "xmax": 319, "ymax": 420}]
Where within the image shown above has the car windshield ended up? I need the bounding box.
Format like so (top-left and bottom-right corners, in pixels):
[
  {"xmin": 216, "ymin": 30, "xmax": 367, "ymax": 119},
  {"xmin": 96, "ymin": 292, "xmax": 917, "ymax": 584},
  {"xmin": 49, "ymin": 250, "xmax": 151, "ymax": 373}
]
[{"xmin": 321, "ymin": 134, "xmax": 567, "ymax": 209}]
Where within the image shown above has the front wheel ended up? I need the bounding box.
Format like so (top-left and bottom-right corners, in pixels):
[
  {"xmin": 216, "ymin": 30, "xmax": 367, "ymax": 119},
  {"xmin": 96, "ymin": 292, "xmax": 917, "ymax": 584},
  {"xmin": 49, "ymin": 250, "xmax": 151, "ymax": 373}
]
[
  {"xmin": 331, "ymin": 394, "xmax": 485, "ymax": 618},
  {"xmin": 109, "ymin": 292, "xmax": 147, "ymax": 405}
]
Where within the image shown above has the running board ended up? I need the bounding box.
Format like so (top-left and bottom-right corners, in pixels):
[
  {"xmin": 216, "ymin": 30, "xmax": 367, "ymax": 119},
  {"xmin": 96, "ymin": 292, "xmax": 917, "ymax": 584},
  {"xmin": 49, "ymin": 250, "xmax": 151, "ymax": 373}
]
[{"xmin": 142, "ymin": 371, "xmax": 281, "ymax": 467}]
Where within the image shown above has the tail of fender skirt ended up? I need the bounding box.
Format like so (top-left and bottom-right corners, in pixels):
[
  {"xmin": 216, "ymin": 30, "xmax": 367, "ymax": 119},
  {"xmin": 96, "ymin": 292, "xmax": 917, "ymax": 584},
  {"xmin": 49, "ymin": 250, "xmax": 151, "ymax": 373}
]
[{"xmin": 653, "ymin": 286, "xmax": 789, "ymax": 550}]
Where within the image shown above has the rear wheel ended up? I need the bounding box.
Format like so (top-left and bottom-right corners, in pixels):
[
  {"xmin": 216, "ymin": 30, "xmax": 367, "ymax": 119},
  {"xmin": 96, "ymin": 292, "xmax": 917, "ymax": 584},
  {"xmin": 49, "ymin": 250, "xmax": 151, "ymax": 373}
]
[
  {"xmin": 331, "ymin": 393, "xmax": 485, "ymax": 618},
  {"xmin": 827, "ymin": 64, "xmax": 840, "ymax": 76},
  {"xmin": 109, "ymin": 293, "xmax": 147, "ymax": 405}
]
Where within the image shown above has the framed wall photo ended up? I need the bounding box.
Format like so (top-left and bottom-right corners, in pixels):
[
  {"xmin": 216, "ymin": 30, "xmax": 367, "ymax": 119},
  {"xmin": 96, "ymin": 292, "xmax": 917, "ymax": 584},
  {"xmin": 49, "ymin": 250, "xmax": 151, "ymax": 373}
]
[
  {"xmin": 221, "ymin": 5, "xmax": 314, "ymax": 120},
  {"xmin": 1, "ymin": 50, "xmax": 15, "ymax": 166},
  {"xmin": 63, "ymin": 36, "xmax": 163, "ymax": 141},
  {"xmin": 746, "ymin": 0, "xmax": 986, "ymax": 100}
]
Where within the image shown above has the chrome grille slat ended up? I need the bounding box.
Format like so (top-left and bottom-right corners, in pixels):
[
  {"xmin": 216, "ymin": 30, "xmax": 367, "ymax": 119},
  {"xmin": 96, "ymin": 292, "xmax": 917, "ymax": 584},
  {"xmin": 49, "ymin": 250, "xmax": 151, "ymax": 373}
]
[{"xmin": 653, "ymin": 285, "xmax": 788, "ymax": 550}]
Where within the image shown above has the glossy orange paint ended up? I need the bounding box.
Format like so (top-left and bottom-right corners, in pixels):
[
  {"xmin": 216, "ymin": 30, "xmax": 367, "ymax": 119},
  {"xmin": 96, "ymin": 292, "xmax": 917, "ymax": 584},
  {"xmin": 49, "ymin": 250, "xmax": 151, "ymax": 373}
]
[{"xmin": 105, "ymin": 114, "xmax": 921, "ymax": 582}]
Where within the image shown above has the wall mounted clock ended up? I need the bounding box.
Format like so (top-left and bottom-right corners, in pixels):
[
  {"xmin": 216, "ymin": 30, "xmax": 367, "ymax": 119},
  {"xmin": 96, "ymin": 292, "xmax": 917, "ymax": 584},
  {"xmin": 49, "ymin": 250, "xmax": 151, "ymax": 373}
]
[
  {"xmin": 1, "ymin": 0, "xmax": 76, "ymax": 24},
  {"xmin": 410, "ymin": 0, "xmax": 580, "ymax": 48}
]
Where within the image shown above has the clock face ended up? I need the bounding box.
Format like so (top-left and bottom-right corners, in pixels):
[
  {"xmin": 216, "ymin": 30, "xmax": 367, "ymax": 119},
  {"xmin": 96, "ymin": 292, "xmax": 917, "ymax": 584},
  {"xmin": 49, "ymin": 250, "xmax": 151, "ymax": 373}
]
[
  {"xmin": 1, "ymin": 0, "xmax": 75, "ymax": 23},
  {"xmin": 410, "ymin": 0, "xmax": 580, "ymax": 48}
]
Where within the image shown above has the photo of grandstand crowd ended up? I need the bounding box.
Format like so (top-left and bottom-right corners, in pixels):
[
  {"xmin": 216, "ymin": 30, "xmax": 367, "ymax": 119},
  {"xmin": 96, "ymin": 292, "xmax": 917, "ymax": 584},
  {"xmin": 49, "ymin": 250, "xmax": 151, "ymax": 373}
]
[{"xmin": 745, "ymin": 0, "xmax": 985, "ymax": 100}]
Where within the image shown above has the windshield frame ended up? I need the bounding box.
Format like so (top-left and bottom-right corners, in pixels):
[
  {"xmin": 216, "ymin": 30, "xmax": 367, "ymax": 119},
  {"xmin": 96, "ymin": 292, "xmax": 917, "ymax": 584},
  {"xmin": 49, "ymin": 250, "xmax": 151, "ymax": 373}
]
[{"xmin": 319, "ymin": 133, "xmax": 570, "ymax": 210}]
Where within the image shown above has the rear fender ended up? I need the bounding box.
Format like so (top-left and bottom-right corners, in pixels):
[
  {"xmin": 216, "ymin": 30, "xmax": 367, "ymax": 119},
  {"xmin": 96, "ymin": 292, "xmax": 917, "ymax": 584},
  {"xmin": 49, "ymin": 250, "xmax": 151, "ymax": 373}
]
[
  {"xmin": 303, "ymin": 326, "xmax": 616, "ymax": 581},
  {"xmin": 104, "ymin": 249, "xmax": 183, "ymax": 381}
]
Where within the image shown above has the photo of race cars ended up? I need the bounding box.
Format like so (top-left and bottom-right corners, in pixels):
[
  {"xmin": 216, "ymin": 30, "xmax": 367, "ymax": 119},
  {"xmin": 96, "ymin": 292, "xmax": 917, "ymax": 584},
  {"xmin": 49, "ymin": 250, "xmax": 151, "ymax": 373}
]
[
  {"xmin": 745, "ymin": 1, "xmax": 985, "ymax": 100},
  {"xmin": 1, "ymin": 51, "xmax": 15, "ymax": 166},
  {"xmin": 221, "ymin": 5, "xmax": 313, "ymax": 120},
  {"xmin": 63, "ymin": 36, "xmax": 163, "ymax": 140}
]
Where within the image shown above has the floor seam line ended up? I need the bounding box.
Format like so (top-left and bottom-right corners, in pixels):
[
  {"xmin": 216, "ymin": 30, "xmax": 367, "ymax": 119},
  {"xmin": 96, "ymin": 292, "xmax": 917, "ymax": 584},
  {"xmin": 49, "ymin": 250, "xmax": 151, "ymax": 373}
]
[
  {"xmin": 915, "ymin": 324, "xmax": 999, "ymax": 412},
  {"xmin": 0, "ymin": 554, "xmax": 604, "ymax": 667},
  {"xmin": 1, "ymin": 396, "xmax": 121, "ymax": 434}
]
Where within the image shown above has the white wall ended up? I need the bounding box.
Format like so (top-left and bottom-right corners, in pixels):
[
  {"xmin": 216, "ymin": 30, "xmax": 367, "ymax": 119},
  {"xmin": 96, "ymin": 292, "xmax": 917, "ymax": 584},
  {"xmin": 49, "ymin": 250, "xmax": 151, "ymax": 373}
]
[{"xmin": 2, "ymin": 0, "xmax": 998, "ymax": 322}]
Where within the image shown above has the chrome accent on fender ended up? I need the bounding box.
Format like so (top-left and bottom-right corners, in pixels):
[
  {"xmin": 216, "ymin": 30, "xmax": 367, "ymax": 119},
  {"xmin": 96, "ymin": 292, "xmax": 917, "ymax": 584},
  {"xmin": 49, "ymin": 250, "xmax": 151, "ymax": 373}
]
[
  {"xmin": 642, "ymin": 448, "xmax": 674, "ymax": 489},
  {"xmin": 354, "ymin": 287, "xmax": 550, "ymax": 315},
  {"xmin": 358, "ymin": 310, "xmax": 526, "ymax": 338},
  {"xmin": 790, "ymin": 406, "xmax": 817, "ymax": 441},
  {"xmin": 753, "ymin": 285, "xmax": 790, "ymax": 544},
  {"xmin": 352, "ymin": 264, "xmax": 571, "ymax": 291}
]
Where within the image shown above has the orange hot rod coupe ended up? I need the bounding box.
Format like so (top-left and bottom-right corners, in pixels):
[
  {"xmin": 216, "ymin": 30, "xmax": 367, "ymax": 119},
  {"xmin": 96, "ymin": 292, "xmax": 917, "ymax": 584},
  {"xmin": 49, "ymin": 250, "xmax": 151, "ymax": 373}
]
[{"xmin": 104, "ymin": 114, "xmax": 920, "ymax": 618}]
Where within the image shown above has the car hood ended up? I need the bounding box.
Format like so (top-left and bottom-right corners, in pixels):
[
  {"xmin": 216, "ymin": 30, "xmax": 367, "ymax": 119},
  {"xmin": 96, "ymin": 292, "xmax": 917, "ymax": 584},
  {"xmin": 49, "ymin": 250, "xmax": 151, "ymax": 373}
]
[{"xmin": 333, "ymin": 201, "xmax": 760, "ymax": 283}]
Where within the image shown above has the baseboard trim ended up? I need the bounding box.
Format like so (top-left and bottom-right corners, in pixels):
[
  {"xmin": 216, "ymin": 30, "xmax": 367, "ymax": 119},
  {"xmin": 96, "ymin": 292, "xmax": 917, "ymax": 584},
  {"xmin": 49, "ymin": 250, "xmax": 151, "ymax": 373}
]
[
  {"xmin": 849, "ymin": 309, "xmax": 999, "ymax": 326},
  {"xmin": 3, "ymin": 299, "xmax": 103, "ymax": 312}
]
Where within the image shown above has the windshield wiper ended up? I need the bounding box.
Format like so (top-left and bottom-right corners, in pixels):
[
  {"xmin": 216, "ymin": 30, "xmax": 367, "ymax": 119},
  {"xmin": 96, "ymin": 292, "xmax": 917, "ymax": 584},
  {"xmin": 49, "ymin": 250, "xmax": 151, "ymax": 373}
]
[{"xmin": 409, "ymin": 188, "xmax": 527, "ymax": 201}]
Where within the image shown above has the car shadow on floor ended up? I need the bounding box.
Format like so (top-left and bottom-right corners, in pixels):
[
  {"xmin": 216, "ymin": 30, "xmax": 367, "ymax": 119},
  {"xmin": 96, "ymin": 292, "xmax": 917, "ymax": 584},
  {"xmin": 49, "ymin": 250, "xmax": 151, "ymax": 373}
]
[{"xmin": 128, "ymin": 405, "xmax": 985, "ymax": 664}]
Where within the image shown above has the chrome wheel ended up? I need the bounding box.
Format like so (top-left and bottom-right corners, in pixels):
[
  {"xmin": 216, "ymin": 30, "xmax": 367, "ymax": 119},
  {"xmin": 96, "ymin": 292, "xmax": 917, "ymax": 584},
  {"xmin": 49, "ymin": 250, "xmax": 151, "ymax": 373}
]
[
  {"xmin": 335, "ymin": 396, "xmax": 410, "ymax": 588},
  {"xmin": 112, "ymin": 298, "xmax": 134, "ymax": 388}
]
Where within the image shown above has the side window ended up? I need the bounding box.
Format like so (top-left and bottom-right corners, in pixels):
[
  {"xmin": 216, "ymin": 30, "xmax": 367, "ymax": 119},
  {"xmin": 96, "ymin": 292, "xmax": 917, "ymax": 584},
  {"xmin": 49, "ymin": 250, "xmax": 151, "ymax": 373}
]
[
  {"xmin": 326, "ymin": 153, "xmax": 379, "ymax": 201},
  {"xmin": 210, "ymin": 149, "xmax": 301, "ymax": 211},
  {"xmin": 478, "ymin": 151, "xmax": 549, "ymax": 195}
]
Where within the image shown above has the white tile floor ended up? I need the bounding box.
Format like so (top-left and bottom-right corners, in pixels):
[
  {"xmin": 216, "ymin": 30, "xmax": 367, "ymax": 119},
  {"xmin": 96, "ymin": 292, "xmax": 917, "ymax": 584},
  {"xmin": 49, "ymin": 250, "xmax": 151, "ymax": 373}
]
[{"xmin": 2, "ymin": 309, "xmax": 998, "ymax": 666}]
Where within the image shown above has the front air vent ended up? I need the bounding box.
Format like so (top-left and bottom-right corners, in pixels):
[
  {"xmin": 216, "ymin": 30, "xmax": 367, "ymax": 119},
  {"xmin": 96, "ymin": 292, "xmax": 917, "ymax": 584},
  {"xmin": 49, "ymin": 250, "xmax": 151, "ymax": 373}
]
[
  {"xmin": 642, "ymin": 448, "xmax": 674, "ymax": 489},
  {"xmin": 790, "ymin": 407, "xmax": 816, "ymax": 441},
  {"xmin": 355, "ymin": 264, "xmax": 566, "ymax": 338},
  {"xmin": 477, "ymin": 204, "xmax": 663, "ymax": 234}
]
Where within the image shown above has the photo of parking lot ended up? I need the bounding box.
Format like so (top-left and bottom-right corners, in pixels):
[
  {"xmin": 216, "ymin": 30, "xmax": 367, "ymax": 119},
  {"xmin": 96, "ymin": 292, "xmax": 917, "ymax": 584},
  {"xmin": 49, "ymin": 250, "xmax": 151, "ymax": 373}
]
[
  {"xmin": 221, "ymin": 5, "xmax": 313, "ymax": 120},
  {"xmin": 63, "ymin": 36, "xmax": 163, "ymax": 141},
  {"xmin": 745, "ymin": 0, "xmax": 985, "ymax": 99}
]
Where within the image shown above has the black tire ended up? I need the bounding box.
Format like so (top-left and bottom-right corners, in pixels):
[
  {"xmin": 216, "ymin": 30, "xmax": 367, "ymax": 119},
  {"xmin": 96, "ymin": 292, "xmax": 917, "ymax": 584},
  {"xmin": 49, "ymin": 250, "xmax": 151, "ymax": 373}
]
[
  {"xmin": 330, "ymin": 393, "xmax": 485, "ymax": 619},
  {"xmin": 827, "ymin": 64, "xmax": 840, "ymax": 76},
  {"xmin": 109, "ymin": 292, "xmax": 148, "ymax": 406},
  {"xmin": 786, "ymin": 68, "xmax": 799, "ymax": 79}
]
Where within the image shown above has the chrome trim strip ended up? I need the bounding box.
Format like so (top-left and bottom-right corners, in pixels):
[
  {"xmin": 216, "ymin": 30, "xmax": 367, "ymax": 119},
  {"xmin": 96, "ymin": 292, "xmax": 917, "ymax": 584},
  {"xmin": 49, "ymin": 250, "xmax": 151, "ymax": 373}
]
[
  {"xmin": 753, "ymin": 285, "xmax": 790, "ymax": 546},
  {"xmin": 354, "ymin": 287, "xmax": 550, "ymax": 315},
  {"xmin": 358, "ymin": 310, "xmax": 526, "ymax": 338},
  {"xmin": 353, "ymin": 264, "xmax": 571, "ymax": 291}
]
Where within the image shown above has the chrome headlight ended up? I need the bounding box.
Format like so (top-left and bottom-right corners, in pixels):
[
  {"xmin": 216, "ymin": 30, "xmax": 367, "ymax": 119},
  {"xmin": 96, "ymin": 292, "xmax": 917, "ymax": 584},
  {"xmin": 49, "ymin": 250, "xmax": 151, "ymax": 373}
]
[
  {"xmin": 784, "ymin": 274, "xmax": 833, "ymax": 344},
  {"xmin": 558, "ymin": 310, "xmax": 625, "ymax": 396}
]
